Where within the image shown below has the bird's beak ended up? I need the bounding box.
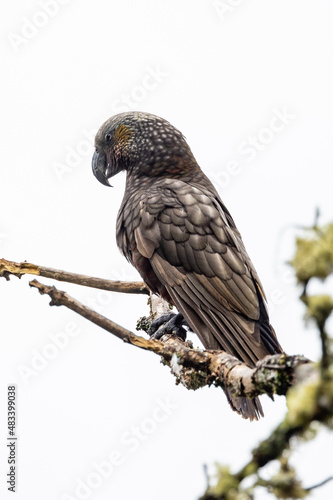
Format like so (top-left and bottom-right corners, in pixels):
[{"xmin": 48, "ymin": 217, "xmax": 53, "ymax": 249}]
[{"xmin": 92, "ymin": 150, "xmax": 113, "ymax": 187}]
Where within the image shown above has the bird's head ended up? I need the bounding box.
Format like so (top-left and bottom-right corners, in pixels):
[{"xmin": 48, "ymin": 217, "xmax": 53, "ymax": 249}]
[{"xmin": 92, "ymin": 111, "xmax": 199, "ymax": 186}]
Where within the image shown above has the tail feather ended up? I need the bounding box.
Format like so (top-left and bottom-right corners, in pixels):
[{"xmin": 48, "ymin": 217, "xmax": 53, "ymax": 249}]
[
  {"xmin": 255, "ymin": 279, "xmax": 284, "ymax": 355},
  {"xmin": 162, "ymin": 277, "xmax": 283, "ymax": 420},
  {"xmin": 225, "ymin": 390, "xmax": 264, "ymax": 421}
]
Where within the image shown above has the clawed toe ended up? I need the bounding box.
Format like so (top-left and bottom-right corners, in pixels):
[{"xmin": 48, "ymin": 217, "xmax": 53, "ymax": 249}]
[{"xmin": 148, "ymin": 312, "xmax": 188, "ymax": 341}]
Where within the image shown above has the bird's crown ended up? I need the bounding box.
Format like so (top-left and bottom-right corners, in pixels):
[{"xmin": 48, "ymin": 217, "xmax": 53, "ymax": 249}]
[{"xmin": 92, "ymin": 111, "xmax": 199, "ymax": 186}]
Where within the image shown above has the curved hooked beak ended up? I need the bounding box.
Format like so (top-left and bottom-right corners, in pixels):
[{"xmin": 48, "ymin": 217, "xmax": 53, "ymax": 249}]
[{"xmin": 92, "ymin": 150, "xmax": 113, "ymax": 187}]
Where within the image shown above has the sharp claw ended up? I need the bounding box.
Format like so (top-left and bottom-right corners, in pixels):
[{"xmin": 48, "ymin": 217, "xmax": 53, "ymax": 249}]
[
  {"xmin": 151, "ymin": 324, "xmax": 169, "ymax": 340},
  {"xmin": 147, "ymin": 313, "xmax": 176, "ymax": 336},
  {"xmin": 148, "ymin": 312, "xmax": 188, "ymax": 341}
]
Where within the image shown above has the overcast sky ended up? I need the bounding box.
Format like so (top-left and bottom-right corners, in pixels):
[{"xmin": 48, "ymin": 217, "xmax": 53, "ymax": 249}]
[{"xmin": 1, "ymin": 1, "xmax": 333, "ymax": 499}]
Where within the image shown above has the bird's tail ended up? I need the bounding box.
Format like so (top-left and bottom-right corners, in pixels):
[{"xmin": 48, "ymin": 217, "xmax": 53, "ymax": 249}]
[{"xmin": 225, "ymin": 389, "xmax": 264, "ymax": 421}]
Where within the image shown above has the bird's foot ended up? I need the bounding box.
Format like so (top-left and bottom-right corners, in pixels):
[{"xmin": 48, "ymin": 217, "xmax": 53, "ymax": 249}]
[{"xmin": 148, "ymin": 312, "xmax": 188, "ymax": 341}]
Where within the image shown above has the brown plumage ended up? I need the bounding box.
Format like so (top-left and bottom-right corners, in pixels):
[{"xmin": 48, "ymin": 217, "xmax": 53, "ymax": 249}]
[{"xmin": 92, "ymin": 111, "xmax": 284, "ymax": 420}]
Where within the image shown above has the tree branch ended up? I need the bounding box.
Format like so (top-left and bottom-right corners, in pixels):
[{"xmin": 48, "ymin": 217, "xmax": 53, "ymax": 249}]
[
  {"xmin": 200, "ymin": 362, "xmax": 333, "ymax": 500},
  {"xmin": 305, "ymin": 476, "xmax": 333, "ymax": 492},
  {"xmin": 201, "ymin": 216, "xmax": 333, "ymax": 499},
  {"xmin": 0, "ymin": 258, "xmax": 149, "ymax": 295},
  {"xmin": 29, "ymin": 279, "xmax": 310, "ymax": 399}
]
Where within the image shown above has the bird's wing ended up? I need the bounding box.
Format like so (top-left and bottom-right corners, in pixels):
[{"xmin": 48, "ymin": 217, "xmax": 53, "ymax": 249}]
[{"xmin": 133, "ymin": 178, "xmax": 282, "ymax": 366}]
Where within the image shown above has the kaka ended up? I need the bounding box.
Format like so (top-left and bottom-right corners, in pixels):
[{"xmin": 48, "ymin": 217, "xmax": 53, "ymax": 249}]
[{"xmin": 92, "ymin": 111, "xmax": 284, "ymax": 420}]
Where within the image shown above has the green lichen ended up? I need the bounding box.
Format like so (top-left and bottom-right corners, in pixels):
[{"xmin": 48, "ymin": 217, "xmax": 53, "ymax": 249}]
[
  {"xmin": 304, "ymin": 294, "xmax": 333, "ymax": 328},
  {"xmin": 284, "ymin": 377, "xmax": 320, "ymax": 428},
  {"xmin": 251, "ymin": 425, "xmax": 290, "ymax": 470},
  {"xmin": 200, "ymin": 218, "xmax": 333, "ymax": 500},
  {"xmin": 181, "ymin": 367, "xmax": 208, "ymax": 390},
  {"xmin": 274, "ymin": 369, "xmax": 290, "ymax": 395},
  {"xmin": 290, "ymin": 223, "xmax": 333, "ymax": 285},
  {"xmin": 136, "ymin": 314, "xmax": 155, "ymax": 332},
  {"xmin": 255, "ymin": 365, "xmax": 286, "ymax": 396},
  {"xmin": 206, "ymin": 466, "xmax": 244, "ymax": 500},
  {"xmin": 266, "ymin": 457, "xmax": 309, "ymax": 499}
]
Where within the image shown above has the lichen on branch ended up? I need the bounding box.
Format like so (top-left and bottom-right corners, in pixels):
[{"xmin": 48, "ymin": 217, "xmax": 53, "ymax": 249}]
[{"xmin": 28, "ymin": 279, "xmax": 309, "ymax": 400}]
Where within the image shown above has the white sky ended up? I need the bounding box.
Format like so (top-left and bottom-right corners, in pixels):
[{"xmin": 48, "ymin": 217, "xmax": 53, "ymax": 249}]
[{"xmin": 1, "ymin": 1, "xmax": 333, "ymax": 499}]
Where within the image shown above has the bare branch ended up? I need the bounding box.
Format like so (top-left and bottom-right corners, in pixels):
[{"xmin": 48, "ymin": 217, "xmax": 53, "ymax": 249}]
[
  {"xmin": 150, "ymin": 292, "xmax": 172, "ymax": 317},
  {"xmin": 0, "ymin": 258, "xmax": 149, "ymax": 295},
  {"xmin": 305, "ymin": 476, "xmax": 333, "ymax": 492},
  {"xmin": 319, "ymin": 324, "xmax": 330, "ymax": 370},
  {"xmin": 29, "ymin": 279, "xmax": 310, "ymax": 399}
]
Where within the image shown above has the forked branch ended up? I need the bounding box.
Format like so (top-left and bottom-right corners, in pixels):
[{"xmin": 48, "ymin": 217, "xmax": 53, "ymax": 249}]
[{"xmin": 29, "ymin": 278, "xmax": 310, "ymax": 398}]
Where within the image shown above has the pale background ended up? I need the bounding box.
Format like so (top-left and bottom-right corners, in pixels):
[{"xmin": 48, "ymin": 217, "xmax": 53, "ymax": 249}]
[{"xmin": 1, "ymin": 1, "xmax": 333, "ymax": 499}]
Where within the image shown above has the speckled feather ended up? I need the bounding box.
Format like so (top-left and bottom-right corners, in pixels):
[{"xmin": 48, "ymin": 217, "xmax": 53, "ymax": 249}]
[{"xmin": 93, "ymin": 112, "xmax": 284, "ymax": 420}]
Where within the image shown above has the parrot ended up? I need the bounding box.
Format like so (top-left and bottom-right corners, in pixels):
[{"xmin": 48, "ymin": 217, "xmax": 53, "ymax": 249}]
[{"xmin": 92, "ymin": 111, "xmax": 284, "ymax": 420}]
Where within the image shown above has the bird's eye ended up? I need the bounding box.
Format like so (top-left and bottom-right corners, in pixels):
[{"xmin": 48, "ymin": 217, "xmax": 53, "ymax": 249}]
[{"xmin": 105, "ymin": 133, "xmax": 112, "ymax": 142}]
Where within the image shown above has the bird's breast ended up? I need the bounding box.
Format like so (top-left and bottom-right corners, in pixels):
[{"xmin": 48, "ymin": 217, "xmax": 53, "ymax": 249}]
[{"xmin": 116, "ymin": 188, "xmax": 145, "ymax": 260}]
